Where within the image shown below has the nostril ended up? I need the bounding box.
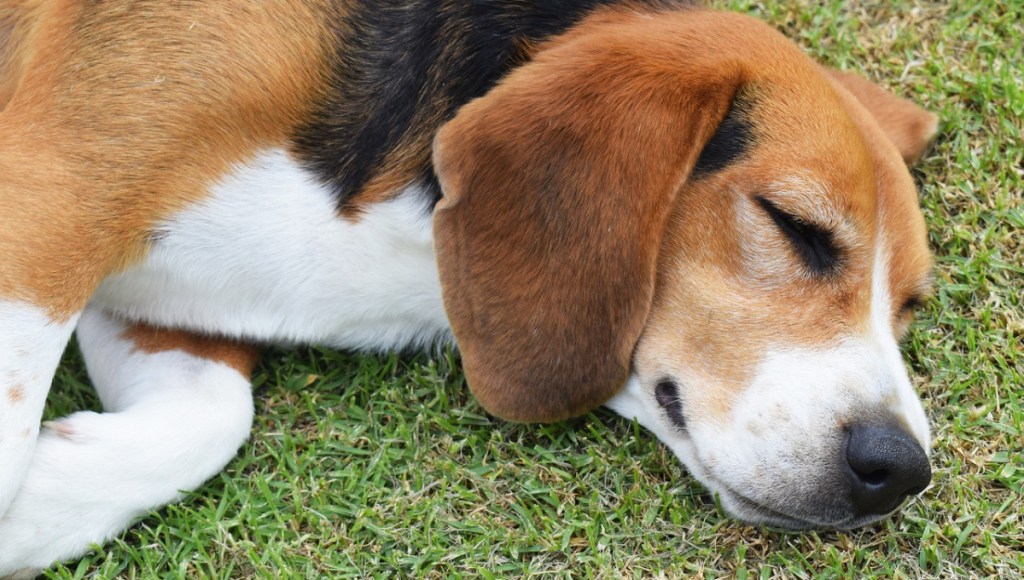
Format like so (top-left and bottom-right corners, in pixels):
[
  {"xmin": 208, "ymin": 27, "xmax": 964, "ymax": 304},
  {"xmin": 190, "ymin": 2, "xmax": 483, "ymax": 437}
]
[
  {"xmin": 854, "ymin": 468, "xmax": 888, "ymax": 487},
  {"xmin": 846, "ymin": 422, "xmax": 931, "ymax": 516}
]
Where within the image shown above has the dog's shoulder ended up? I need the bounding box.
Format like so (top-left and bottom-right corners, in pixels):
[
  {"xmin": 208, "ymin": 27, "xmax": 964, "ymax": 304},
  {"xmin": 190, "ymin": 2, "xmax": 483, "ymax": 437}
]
[{"xmin": 291, "ymin": 0, "xmax": 701, "ymax": 213}]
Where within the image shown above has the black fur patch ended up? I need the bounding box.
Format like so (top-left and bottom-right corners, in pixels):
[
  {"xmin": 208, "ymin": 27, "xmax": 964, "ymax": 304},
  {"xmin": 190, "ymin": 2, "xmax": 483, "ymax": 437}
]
[
  {"xmin": 291, "ymin": 0, "xmax": 694, "ymax": 210},
  {"xmin": 692, "ymin": 95, "xmax": 754, "ymax": 178},
  {"xmin": 655, "ymin": 379, "xmax": 687, "ymax": 431},
  {"xmin": 756, "ymin": 196, "xmax": 843, "ymax": 276}
]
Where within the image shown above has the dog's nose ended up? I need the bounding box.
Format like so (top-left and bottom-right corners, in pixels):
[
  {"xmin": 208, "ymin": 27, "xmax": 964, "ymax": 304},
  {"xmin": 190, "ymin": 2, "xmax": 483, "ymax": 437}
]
[{"xmin": 846, "ymin": 423, "xmax": 931, "ymax": 516}]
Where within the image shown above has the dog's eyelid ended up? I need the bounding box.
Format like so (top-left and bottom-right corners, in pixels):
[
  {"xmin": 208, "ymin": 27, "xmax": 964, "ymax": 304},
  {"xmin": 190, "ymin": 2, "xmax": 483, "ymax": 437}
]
[
  {"xmin": 900, "ymin": 275, "xmax": 934, "ymax": 315},
  {"xmin": 753, "ymin": 196, "xmax": 827, "ymax": 233},
  {"xmin": 753, "ymin": 195, "xmax": 842, "ymax": 276},
  {"xmin": 900, "ymin": 295, "xmax": 925, "ymax": 314}
]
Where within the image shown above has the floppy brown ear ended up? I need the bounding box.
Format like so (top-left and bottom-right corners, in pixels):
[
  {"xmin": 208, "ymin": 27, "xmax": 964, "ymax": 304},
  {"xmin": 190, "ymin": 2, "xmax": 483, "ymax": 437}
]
[
  {"xmin": 826, "ymin": 69, "xmax": 938, "ymax": 164},
  {"xmin": 431, "ymin": 24, "xmax": 742, "ymax": 422}
]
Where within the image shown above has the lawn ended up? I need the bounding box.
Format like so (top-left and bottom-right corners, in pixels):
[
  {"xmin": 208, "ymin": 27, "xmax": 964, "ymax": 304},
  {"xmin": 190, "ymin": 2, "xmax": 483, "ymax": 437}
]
[{"xmin": 43, "ymin": 0, "xmax": 1023, "ymax": 577}]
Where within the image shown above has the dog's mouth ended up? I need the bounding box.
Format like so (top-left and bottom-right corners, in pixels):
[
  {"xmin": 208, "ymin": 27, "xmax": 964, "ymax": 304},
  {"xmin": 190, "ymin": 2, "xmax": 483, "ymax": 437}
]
[
  {"xmin": 712, "ymin": 481, "xmax": 891, "ymax": 530},
  {"xmin": 679, "ymin": 440, "xmax": 910, "ymax": 531},
  {"xmin": 689, "ymin": 458, "xmax": 897, "ymax": 530},
  {"xmin": 648, "ymin": 380, "xmax": 849, "ymax": 528}
]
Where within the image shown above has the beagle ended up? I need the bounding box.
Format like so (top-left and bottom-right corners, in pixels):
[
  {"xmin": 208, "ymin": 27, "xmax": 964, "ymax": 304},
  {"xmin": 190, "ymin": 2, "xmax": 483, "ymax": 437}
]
[{"xmin": 0, "ymin": 0, "xmax": 939, "ymax": 573}]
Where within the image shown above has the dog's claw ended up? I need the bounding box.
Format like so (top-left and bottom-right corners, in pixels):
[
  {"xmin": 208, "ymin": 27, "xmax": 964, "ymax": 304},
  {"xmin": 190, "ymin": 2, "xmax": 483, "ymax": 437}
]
[{"xmin": 42, "ymin": 420, "xmax": 75, "ymax": 439}]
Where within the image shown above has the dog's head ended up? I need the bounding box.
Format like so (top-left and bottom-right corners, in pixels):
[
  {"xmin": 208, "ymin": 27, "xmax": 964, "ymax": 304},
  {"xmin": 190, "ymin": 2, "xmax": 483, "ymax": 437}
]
[{"xmin": 432, "ymin": 9, "xmax": 937, "ymax": 529}]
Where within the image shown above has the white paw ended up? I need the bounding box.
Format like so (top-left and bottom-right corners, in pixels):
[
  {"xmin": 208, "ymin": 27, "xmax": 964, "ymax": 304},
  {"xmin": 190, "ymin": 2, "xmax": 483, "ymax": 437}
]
[
  {"xmin": 42, "ymin": 410, "xmax": 104, "ymax": 441},
  {"xmin": 0, "ymin": 413, "xmax": 125, "ymax": 575},
  {"xmin": 1, "ymin": 305, "xmax": 255, "ymax": 575}
]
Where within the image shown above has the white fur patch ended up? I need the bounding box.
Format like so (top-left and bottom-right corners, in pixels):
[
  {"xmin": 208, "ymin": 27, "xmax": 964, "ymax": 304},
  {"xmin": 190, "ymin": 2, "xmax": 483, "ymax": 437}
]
[
  {"xmin": 867, "ymin": 242, "xmax": 931, "ymax": 446},
  {"xmin": 92, "ymin": 149, "xmax": 450, "ymax": 350},
  {"xmin": 0, "ymin": 301, "xmax": 78, "ymax": 519},
  {"xmin": 0, "ymin": 306, "xmax": 254, "ymax": 574}
]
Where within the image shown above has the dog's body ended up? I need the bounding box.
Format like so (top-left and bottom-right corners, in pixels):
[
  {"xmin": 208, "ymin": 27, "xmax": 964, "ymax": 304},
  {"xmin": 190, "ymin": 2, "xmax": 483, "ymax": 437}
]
[{"xmin": 0, "ymin": 0, "xmax": 939, "ymax": 574}]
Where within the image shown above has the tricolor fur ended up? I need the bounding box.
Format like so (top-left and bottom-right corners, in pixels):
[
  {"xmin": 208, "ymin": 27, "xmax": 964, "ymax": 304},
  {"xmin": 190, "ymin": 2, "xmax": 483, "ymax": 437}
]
[{"xmin": 0, "ymin": 0, "xmax": 938, "ymax": 574}]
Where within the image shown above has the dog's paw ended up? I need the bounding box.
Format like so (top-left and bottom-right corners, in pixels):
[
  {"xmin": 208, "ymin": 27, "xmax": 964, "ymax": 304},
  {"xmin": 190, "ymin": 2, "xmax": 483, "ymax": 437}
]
[
  {"xmin": 1, "ymin": 568, "xmax": 43, "ymax": 580},
  {"xmin": 0, "ymin": 379, "xmax": 253, "ymax": 575},
  {"xmin": 42, "ymin": 410, "xmax": 103, "ymax": 441},
  {"xmin": 0, "ymin": 411, "xmax": 137, "ymax": 575}
]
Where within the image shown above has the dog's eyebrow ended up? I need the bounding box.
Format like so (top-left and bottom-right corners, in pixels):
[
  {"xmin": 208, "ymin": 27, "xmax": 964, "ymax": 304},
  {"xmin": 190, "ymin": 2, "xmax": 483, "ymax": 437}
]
[{"xmin": 755, "ymin": 196, "xmax": 843, "ymax": 276}]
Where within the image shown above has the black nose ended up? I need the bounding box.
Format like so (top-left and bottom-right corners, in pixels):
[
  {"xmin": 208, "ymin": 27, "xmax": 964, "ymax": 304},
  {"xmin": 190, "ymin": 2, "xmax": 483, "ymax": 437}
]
[{"xmin": 846, "ymin": 423, "xmax": 931, "ymax": 516}]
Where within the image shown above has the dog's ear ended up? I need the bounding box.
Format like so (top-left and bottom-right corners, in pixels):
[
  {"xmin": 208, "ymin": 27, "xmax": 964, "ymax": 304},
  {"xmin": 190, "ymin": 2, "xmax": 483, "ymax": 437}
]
[
  {"xmin": 432, "ymin": 30, "xmax": 742, "ymax": 422},
  {"xmin": 826, "ymin": 69, "xmax": 938, "ymax": 164}
]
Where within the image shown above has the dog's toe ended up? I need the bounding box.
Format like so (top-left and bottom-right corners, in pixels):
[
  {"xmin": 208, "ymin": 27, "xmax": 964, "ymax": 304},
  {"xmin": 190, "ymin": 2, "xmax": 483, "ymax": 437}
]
[{"xmin": 41, "ymin": 411, "xmax": 104, "ymax": 442}]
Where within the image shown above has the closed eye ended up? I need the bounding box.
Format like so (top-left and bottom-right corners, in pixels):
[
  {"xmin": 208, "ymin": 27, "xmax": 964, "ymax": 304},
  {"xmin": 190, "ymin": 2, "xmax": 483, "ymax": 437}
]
[
  {"xmin": 895, "ymin": 295, "xmax": 927, "ymax": 337},
  {"xmin": 755, "ymin": 196, "xmax": 842, "ymax": 276},
  {"xmin": 900, "ymin": 296, "xmax": 925, "ymax": 316}
]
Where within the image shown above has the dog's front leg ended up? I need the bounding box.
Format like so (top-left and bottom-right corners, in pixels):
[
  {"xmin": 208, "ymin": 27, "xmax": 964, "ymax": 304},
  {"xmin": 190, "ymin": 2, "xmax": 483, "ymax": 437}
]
[
  {"xmin": 0, "ymin": 198, "xmax": 126, "ymax": 559},
  {"xmin": 0, "ymin": 306, "xmax": 261, "ymax": 576},
  {"xmin": 0, "ymin": 305, "xmax": 79, "ymax": 519},
  {"xmin": 0, "ymin": 78, "xmax": 101, "ymax": 518},
  {"xmin": 0, "ymin": 86, "xmax": 129, "ymax": 523}
]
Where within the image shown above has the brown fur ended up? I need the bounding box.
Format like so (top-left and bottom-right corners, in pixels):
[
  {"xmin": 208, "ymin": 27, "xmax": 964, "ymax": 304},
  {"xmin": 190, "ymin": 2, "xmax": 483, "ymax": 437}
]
[
  {"xmin": 122, "ymin": 323, "xmax": 262, "ymax": 376},
  {"xmin": 0, "ymin": 0, "xmax": 40, "ymax": 111},
  {"xmin": 827, "ymin": 69, "xmax": 938, "ymax": 164},
  {"xmin": 0, "ymin": 0, "xmax": 338, "ymax": 319},
  {"xmin": 827, "ymin": 73, "xmax": 935, "ymax": 333},
  {"xmin": 433, "ymin": 9, "xmax": 748, "ymax": 422}
]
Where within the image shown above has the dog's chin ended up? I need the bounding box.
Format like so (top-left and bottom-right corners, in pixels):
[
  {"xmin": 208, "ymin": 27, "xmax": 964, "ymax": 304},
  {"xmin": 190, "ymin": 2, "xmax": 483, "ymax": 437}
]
[
  {"xmin": 669, "ymin": 442, "xmax": 890, "ymax": 531},
  {"xmin": 712, "ymin": 486, "xmax": 892, "ymax": 531}
]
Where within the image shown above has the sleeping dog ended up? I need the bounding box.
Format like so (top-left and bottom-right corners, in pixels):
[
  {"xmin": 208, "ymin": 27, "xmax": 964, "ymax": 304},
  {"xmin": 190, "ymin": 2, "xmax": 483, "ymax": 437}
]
[{"xmin": 0, "ymin": 0, "xmax": 938, "ymax": 573}]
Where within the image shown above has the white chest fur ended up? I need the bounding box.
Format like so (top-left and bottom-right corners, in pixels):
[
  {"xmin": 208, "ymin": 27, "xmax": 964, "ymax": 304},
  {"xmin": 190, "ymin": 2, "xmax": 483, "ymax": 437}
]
[{"xmin": 92, "ymin": 149, "xmax": 451, "ymax": 350}]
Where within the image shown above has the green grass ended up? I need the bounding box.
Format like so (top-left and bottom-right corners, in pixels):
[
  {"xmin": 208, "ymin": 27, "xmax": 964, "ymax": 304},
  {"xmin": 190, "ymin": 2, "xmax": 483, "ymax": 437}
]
[{"xmin": 43, "ymin": 1, "xmax": 1023, "ymax": 577}]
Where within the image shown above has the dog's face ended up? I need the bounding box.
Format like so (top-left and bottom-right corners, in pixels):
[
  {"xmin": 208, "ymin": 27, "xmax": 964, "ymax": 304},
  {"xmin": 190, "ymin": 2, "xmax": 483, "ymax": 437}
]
[
  {"xmin": 432, "ymin": 9, "xmax": 937, "ymax": 528},
  {"xmin": 613, "ymin": 67, "xmax": 935, "ymax": 528}
]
